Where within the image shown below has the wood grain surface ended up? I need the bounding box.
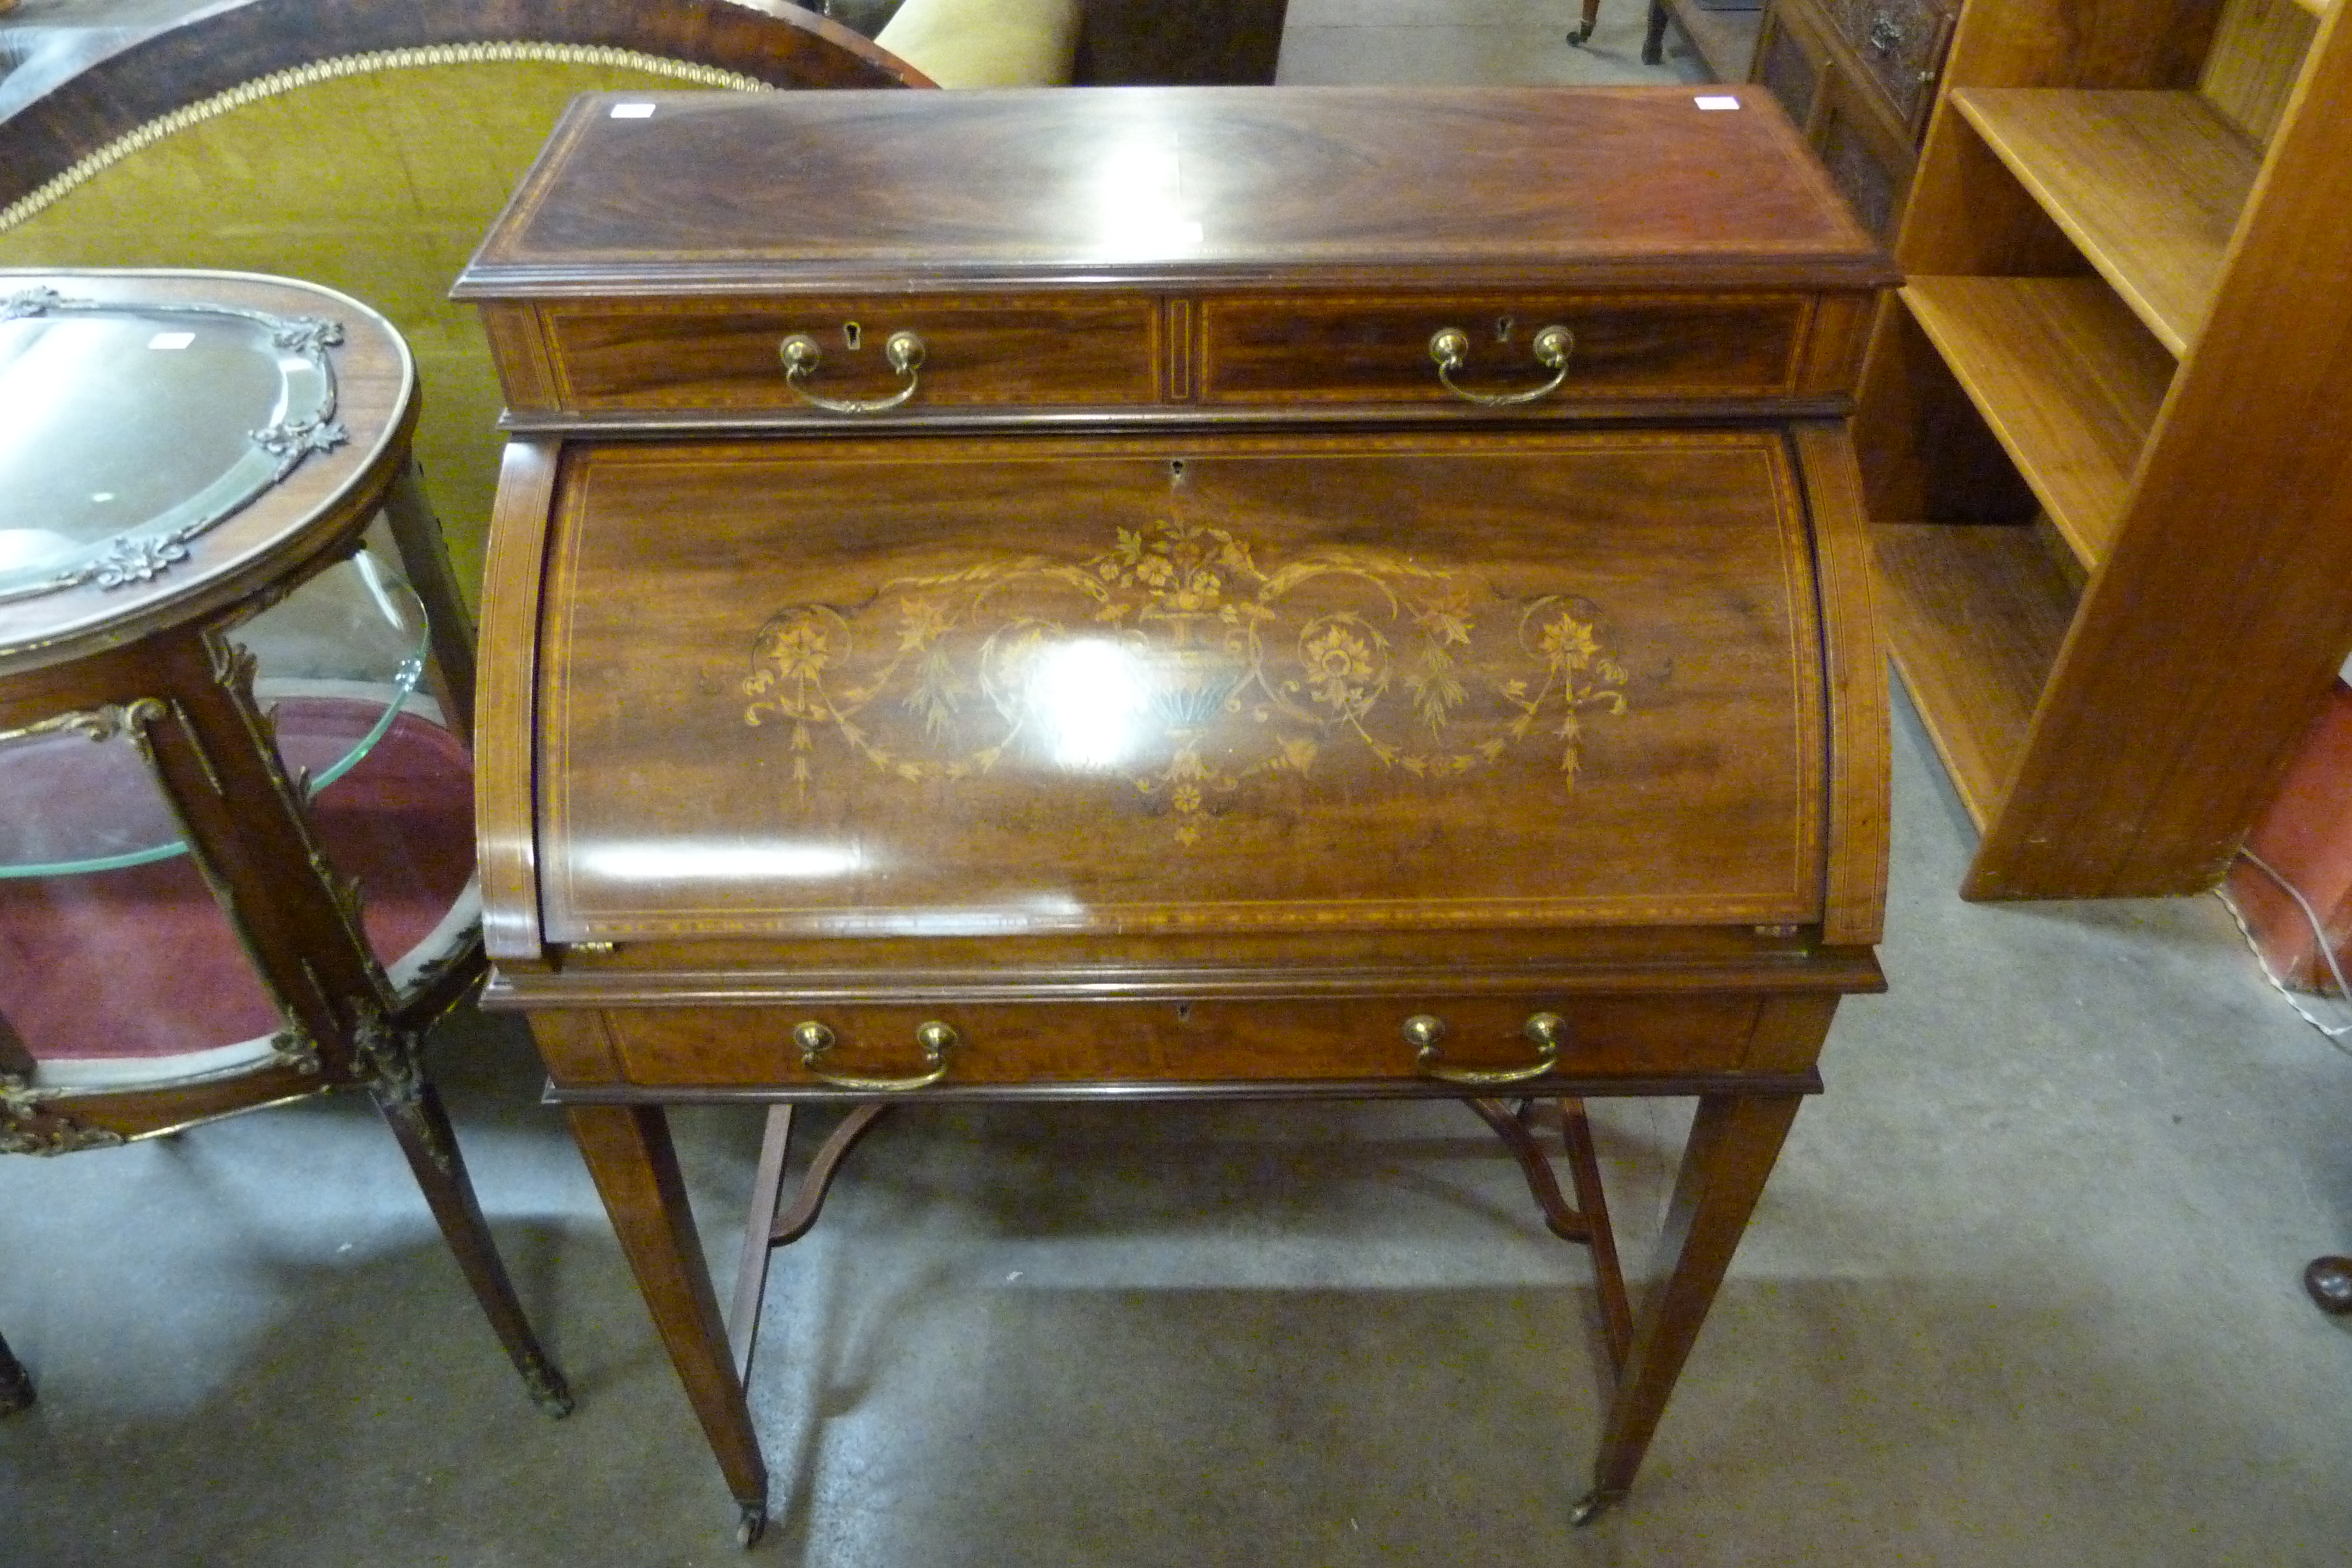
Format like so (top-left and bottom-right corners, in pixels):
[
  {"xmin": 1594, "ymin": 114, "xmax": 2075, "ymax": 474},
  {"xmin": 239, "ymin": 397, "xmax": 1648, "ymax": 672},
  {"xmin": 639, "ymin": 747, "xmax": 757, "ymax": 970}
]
[
  {"xmin": 458, "ymin": 87, "xmax": 1891, "ymax": 296},
  {"xmin": 531, "ymin": 430, "xmax": 1827, "ymax": 941}
]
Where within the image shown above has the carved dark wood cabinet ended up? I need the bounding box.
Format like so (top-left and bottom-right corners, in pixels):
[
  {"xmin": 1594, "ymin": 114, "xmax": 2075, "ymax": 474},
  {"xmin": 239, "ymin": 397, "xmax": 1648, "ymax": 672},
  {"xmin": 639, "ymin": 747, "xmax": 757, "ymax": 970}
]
[{"xmin": 1753, "ymin": 0, "xmax": 1960, "ymax": 237}]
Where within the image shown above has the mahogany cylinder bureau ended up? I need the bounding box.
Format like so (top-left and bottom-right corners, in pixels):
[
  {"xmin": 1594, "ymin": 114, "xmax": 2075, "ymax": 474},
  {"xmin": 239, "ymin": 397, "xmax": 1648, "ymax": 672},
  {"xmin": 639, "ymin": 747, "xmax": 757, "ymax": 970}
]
[{"xmin": 457, "ymin": 84, "xmax": 1896, "ymax": 1540}]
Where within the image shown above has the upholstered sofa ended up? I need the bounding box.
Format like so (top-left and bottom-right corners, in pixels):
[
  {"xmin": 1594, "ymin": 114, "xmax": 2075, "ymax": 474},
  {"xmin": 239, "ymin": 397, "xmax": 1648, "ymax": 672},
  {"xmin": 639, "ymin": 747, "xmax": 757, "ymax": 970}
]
[
  {"xmin": 0, "ymin": 0, "xmax": 1293, "ymax": 605},
  {"xmin": 877, "ymin": 0, "xmax": 1080, "ymax": 86},
  {"xmin": 0, "ymin": 0, "xmax": 1076, "ymax": 608}
]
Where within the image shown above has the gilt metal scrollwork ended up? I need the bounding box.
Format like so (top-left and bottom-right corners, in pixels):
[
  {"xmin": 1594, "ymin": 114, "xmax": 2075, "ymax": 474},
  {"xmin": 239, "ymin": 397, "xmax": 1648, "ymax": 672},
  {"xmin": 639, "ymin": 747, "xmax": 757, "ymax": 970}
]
[
  {"xmin": 266, "ymin": 1021, "xmax": 323, "ymax": 1076},
  {"xmin": 351, "ymin": 1003, "xmax": 424, "ymax": 1107},
  {"xmin": 351, "ymin": 1003, "xmax": 456, "ymax": 1174},
  {"xmin": 0, "ymin": 1085, "xmax": 128, "ymax": 1156},
  {"xmin": 92, "ymin": 536, "xmax": 194, "ymax": 588},
  {"xmin": 0, "ymin": 697, "xmax": 166, "ymax": 749},
  {"xmin": 250, "ymin": 416, "xmax": 350, "ymax": 463},
  {"xmin": 0, "ymin": 291, "xmax": 347, "ymax": 605}
]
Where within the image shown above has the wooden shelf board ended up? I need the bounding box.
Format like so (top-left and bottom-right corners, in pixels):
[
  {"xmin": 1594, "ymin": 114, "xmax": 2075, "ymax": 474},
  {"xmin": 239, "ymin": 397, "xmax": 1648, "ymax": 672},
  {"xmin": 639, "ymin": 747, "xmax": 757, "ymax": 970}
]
[
  {"xmin": 1656, "ymin": 0, "xmax": 1762, "ymax": 84},
  {"xmin": 1870, "ymin": 521, "xmax": 2078, "ymax": 829},
  {"xmin": 1901, "ymin": 275, "xmax": 2174, "ymax": 571},
  {"xmin": 1953, "ymin": 87, "xmax": 2261, "ymax": 356},
  {"xmin": 2290, "ymin": 0, "xmax": 2326, "ymax": 18}
]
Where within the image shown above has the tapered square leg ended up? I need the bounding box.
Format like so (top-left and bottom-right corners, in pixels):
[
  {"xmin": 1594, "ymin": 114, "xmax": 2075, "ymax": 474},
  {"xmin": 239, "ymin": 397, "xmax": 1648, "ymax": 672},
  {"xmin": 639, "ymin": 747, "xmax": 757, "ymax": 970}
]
[
  {"xmin": 567, "ymin": 1103, "xmax": 769, "ymax": 1536},
  {"xmin": 1576, "ymin": 1092, "xmax": 1805, "ymax": 1522}
]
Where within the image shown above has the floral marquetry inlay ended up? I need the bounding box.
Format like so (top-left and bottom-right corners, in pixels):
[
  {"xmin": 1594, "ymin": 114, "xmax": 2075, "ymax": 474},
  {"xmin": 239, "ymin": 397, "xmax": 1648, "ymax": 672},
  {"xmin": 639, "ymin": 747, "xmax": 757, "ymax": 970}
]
[{"xmin": 742, "ymin": 516, "xmax": 1630, "ymax": 843}]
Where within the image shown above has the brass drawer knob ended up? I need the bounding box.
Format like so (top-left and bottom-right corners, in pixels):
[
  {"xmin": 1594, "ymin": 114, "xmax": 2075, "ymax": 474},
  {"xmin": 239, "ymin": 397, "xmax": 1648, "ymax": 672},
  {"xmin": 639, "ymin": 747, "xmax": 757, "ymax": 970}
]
[
  {"xmin": 778, "ymin": 329, "xmax": 927, "ymax": 414},
  {"xmin": 794, "ymin": 1018, "xmax": 957, "ymax": 1092},
  {"xmin": 1406, "ymin": 1009, "xmax": 1566, "ymax": 1086},
  {"xmin": 1428, "ymin": 324, "xmax": 1574, "ymax": 406}
]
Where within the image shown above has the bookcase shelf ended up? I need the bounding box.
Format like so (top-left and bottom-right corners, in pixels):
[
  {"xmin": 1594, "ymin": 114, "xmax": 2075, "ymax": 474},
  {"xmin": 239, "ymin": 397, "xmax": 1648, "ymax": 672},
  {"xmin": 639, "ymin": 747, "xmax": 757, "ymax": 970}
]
[
  {"xmin": 1856, "ymin": 0, "xmax": 2352, "ymax": 899},
  {"xmin": 1872, "ymin": 520, "xmax": 2075, "ymax": 826},
  {"xmin": 1902, "ymin": 274, "xmax": 2173, "ymax": 568},
  {"xmin": 1953, "ymin": 87, "xmax": 2259, "ymax": 355}
]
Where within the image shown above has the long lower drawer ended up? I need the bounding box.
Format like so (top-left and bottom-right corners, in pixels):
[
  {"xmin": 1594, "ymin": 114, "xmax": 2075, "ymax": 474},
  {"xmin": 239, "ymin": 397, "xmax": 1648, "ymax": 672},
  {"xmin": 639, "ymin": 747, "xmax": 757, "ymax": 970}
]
[{"xmin": 593, "ymin": 994, "xmax": 1762, "ymax": 1089}]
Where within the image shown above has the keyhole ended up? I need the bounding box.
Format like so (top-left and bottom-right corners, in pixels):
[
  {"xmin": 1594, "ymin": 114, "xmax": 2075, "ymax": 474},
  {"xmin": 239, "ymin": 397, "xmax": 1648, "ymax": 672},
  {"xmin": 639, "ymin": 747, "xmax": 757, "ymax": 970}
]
[
  {"xmin": 843, "ymin": 322, "xmax": 862, "ymax": 350},
  {"xmin": 1175, "ymin": 1001, "xmax": 1193, "ymax": 1022},
  {"xmin": 1169, "ymin": 458, "xmax": 1186, "ymax": 477},
  {"xmin": 1496, "ymin": 315, "xmax": 1515, "ymax": 341}
]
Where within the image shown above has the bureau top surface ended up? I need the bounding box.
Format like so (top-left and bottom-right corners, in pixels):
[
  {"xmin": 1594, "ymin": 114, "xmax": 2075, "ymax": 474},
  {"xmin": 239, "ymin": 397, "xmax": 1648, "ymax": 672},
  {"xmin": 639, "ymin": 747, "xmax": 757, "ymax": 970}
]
[{"xmin": 457, "ymin": 85, "xmax": 1892, "ymax": 296}]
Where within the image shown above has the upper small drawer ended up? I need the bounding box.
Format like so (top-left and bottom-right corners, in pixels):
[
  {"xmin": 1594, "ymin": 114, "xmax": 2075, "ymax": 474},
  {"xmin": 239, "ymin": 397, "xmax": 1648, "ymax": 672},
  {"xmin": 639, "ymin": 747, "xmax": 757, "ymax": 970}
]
[
  {"xmin": 535, "ymin": 295, "xmax": 1163, "ymax": 413},
  {"xmin": 1817, "ymin": 0, "xmax": 1957, "ymax": 134},
  {"xmin": 1198, "ymin": 295, "xmax": 1811, "ymax": 407}
]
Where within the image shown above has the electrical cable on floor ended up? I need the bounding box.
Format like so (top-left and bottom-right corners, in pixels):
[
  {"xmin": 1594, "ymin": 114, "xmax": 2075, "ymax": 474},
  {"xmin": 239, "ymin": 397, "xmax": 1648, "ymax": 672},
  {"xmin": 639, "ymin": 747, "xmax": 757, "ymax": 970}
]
[{"xmin": 2217, "ymin": 847, "xmax": 2352, "ymax": 1054}]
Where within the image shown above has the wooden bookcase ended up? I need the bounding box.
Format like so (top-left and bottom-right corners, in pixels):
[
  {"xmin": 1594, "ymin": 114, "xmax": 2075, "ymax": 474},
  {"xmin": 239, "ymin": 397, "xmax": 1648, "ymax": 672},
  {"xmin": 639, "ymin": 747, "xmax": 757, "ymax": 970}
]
[{"xmin": 1854, "ymin": 0, "xmax": 2352, "ymax": 899}]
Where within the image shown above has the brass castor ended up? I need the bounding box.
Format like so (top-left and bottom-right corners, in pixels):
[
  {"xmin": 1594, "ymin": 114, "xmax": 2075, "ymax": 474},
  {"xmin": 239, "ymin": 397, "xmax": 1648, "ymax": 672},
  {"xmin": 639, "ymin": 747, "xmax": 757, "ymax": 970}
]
[
  {"xmin": 2307, "ymin": 1255, "xmax": 2352, "ymax": 1315},
  {"xmin": 1569, "ymin": 1486, "xmax": 1623, "ymax": 1526},
  {"xmin": 736, "ymin": 1504, "xmax": 768, "ymax": 1549}
]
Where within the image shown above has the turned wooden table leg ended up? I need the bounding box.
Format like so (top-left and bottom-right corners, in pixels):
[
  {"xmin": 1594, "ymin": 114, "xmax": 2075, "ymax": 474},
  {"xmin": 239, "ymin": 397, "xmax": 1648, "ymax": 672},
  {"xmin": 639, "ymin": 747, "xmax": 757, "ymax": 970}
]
[
  {"xmin": 1574, "ymin": 1091, "xmax": 1805, "ymax": 1524},
  {"xmin": 568, "ymin": 1104, "xmax": 770, "ymax": 1542}
]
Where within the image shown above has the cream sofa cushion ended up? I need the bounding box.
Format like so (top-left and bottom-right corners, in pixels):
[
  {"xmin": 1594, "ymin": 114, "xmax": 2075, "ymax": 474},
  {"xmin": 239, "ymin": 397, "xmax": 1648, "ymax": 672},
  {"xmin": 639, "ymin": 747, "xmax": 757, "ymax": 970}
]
[{"xmin": 876, "ymin": 0, "xmax": 1079, "ymax": 87}]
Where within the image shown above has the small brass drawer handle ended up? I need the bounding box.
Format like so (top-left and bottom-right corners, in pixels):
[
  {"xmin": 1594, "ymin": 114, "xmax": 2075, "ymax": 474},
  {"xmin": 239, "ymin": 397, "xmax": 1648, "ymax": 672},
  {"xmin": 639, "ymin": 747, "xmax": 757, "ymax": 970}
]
[
  {"xmin": 1405, "ymin": 1011, "xmax": 1566, "ymax": 1086},
  {"xmin": 778, "ymin": 329, "xmax": 927, "ymax": 414},
  {"xmin": 794, "ymin": 1018, "xmax": 956, "ymax": 1092},
  {"xmin": 1428, "ymin": 325, "xmax": 1574, "ymax": 406}
]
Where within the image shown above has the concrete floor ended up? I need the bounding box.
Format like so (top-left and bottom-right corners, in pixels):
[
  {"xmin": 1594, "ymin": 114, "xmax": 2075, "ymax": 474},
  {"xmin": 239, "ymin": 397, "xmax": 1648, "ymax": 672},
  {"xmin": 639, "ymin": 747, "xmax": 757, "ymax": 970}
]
[
  {"xmin": 7, "ymin": 4, "xmax": 2352, "ymax": 1565},
  {"xmin": 8, "ymin": 690, "xmax": 2350, "ymax": 1566}
]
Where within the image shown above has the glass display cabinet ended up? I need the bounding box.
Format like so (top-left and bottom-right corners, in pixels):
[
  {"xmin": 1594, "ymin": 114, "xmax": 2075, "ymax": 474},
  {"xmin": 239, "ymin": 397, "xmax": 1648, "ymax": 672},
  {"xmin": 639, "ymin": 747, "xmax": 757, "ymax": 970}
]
[{"xmin": 0, "ymin": 268, "xmax": 564, "ymax": 1418}]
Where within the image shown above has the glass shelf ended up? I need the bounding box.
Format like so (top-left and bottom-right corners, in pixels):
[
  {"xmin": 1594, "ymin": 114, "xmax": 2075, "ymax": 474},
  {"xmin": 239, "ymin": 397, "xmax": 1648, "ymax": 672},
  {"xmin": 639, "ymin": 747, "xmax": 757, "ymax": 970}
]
[{"xmin": 0, "ymin": 549, "xmax": 433, "ymax": 878}]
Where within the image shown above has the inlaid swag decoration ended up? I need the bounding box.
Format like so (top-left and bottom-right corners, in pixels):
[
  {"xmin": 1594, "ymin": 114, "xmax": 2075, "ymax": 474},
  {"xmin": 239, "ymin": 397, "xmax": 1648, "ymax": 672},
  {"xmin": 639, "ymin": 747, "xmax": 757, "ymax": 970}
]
[{"xmin": 743, "ymin": 515, "xmax": 1631, "ymax": 842}]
